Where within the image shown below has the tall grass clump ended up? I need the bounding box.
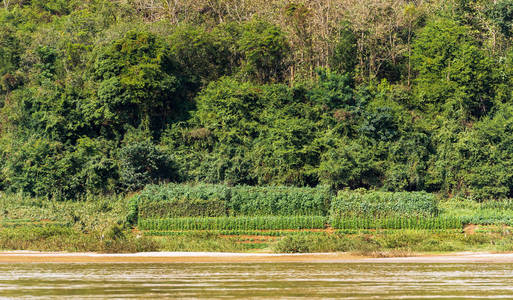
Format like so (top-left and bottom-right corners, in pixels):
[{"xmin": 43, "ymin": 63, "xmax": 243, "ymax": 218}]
[{"xmin": 0, "ymin": 192, "xmax": 129, "ymax": 232}]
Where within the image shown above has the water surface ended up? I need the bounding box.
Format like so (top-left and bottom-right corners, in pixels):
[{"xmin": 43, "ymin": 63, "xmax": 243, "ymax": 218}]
[{"xmin": 2, "ymin": 263, "xmax": 513, "ymax": 299}]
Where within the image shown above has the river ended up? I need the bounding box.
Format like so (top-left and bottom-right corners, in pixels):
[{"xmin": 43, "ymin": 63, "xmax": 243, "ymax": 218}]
[{"xmin": 2, "ymin": 262, "xmax": 513, "ymax": 298}]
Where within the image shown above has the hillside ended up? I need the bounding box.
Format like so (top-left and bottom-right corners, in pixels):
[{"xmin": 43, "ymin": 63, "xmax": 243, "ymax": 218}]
[{"xmin": 1, "ymin": 0, "xmax": 513, "ymax": 201}]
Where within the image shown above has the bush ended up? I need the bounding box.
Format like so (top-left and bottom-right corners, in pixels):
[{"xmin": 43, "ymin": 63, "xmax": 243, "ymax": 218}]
[
  {"xmin": 118, "ymin": 141, "xmax": 175, "ymax": 191},
  {"xmin": 273, "ymin": 235, "xmax": 312, "ymax": 253}
]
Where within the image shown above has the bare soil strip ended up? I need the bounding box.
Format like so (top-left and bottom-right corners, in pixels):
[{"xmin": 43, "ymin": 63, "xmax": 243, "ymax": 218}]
[{"xmin": 1, "ymin": 251, "xmax": 513, "ymax": 263}]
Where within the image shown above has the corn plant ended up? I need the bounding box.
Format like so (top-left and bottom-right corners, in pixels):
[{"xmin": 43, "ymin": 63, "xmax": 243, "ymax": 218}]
[{"xmin": 138, "ymin": 216, "xmax": 327, "ymax": 231}]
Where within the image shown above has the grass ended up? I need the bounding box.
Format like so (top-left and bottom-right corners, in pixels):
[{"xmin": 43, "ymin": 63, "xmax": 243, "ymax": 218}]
[
  {"xmin": 3, "ymin": 188, "xmax": 513, "ymax": 254},
  {"xmin": 438, "ymin": 198, "xmax": 513, "ymax": 225},
  {"xmin": 0, "ymin": 224, "xmax": 159, "ymax": 253},
  {"xmin": 272, "ymin": 229, "xmax": 509, "ymax": 254},
  {"xmin": 0, "ymin": 192, "xmax": 151, "ymax": 253},
  {"xmin": 0, "ymin": 193, "xmax": 130, "ymax": 232}
]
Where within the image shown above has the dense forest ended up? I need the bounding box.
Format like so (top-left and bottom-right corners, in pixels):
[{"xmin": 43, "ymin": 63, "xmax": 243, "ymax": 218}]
[{"xmin": 1, "ymin": 0, "xmax": 513, "ymax": 201}]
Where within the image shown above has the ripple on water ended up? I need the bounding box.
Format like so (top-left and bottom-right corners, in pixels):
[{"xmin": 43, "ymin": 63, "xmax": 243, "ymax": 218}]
[{"xmin": 2, "ymin": 263, "xmax": 513, "ymax": 299}]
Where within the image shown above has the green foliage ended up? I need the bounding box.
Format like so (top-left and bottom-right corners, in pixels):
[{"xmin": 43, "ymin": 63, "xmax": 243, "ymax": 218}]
[
  {"xmin": 308, "ymin": 69, "xmax": 354, "ymax": 109},
  {"xmin": 117, "ymin": 140, "xmax": 175, "ymax": 191},
  {"xmin": 330, "ymin": 216, "xmax": 461, "ymax": 230},
  {"xmin": 440, "ymin": 197, "xmax": 513, "ymax": 225},
  {"xmin": 168, "ymin": 23, "xmax": 238, "ymax": 86},
  {"xmin": 138, "ymin": 216, "xmax": 327, "ymax": 231},
  {"xmin": 238, "ymin": 19, "xmax": 290, "ymax": 83},
  {"xmin": 88, "ymin": 30, "xmax": 183, "ymax": 136},
  {"xmin": 330, "ymin": 190, "xmax": 439, "ymax": 219},
  {"xmin": 132, "ymin": 183, "xmax": 332, "ymax": 222},
  {"xmin": 1, "ymin": 136, "xmax": 118, "ymax": 198},
  {"xmin": 457, "ymin": 105, "xmax": 513, "ymax": 199},
  {"xmin": 412, "ymin": 17, "xmax": 494, "ymax": 120},
  {"xmin": 135, "ymin": 183, "xmax": 230, "ymax": 218},
  {"xmin": 488, "ymin": 0, "xmax": 513, "ymax": 38},
  {"xmin": 0, "ymin": 0, "xmax": 510, "ymax": 201},
  {"xmin": 0, "ymin": 25, "xmax": 21, "ymax": 93},
  {"xmin": 330, "ymin": 23, "xmax": 358, "ymax": 75},
  {"xmin": 229, "ymin": 185, "xmax": 332, "ymax": 216}
]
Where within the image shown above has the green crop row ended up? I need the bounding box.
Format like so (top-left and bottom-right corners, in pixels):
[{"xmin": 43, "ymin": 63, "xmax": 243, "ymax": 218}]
[
  {"xmin": 143, "ymin": 230, "xmax": 318, "ymax": 237},
  {"xmin": 138, "ymin": 216, "xmax": 327, "ymax": 231},
  {"xmin": 438, "ymin": 199, "xmax": 513, "ymax": 226},
  {"xmin": 228, "ymin": 185, "xmax": 332, "ymax": 217},
  {"xmin": 130, "ymin": 184, "xmax": 443, "ymax": 223},
  {"xmin": 143, "ymin": 230, "xmax": 330, "ymax": 237},
  {"xmin": 330, "ymin": 190, "xmax": 439, "ymax": 218},
  {"xmin": 457, "ymin": 215, "xmax": 513, "ymax": 226},
  {"xmin": 130, "ymin": 183, "xmax": 332, "ymax": 220},
  {"xmin": 138, "ymin": 215, "xmax": 461, "ymax": 231},
  {"xmin": 142, "ymin": 228, "xmax": 463, "ymax": 236},
  {"xmin": 331, "ymin": 216, "xmax": 461, "ymax": 230}
]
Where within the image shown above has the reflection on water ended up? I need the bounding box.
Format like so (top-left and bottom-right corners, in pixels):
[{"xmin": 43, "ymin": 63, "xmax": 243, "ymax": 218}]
[{"xmin": 2, "ymin": 263, "xmax": 513, "ymax": 299}]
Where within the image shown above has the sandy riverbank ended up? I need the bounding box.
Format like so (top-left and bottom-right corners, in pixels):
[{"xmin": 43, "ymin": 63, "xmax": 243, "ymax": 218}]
[{"xmin": 1, "ymin": 251, "xmax": 513, "ymax": 263}]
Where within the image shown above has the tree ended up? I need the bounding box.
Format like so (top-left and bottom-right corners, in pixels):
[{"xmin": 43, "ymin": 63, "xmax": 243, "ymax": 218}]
[
  {"xmin": 238, "ymin": 19, "xmax": 290, "ymax": 83},
  {"xmin": 167, "ymin": 23, "xmax": 238, "ymax": 87},
  {"xmin": 118, "ymin": 140, "xmax": 175, "ymax": 191},
  {"xmin": 413, "ymin": 17, "xmax": 494, "ymax": 120},
  {"xmin": 456, "ymin": 105, "xmax": 513, "ymax": 199},
  {"xmin": 330, "ymin": 23, "xmax": 358, "ymax": 75},
  {"xmin": 88, "ymin": 31, "xmax": 183, "ymax": 139}
]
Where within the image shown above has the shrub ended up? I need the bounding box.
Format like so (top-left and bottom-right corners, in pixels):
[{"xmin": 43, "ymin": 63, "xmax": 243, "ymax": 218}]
[{"xmin": 118, "ymin": 141, "xmax": 175, "ymax": 192}]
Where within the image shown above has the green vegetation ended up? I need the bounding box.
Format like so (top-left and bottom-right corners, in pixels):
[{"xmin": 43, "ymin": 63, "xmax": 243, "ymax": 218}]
[
  {"xmin": 135, "ymin": 184, "xmax": 231, "ymax": 219},
  {"xmin": 3, "ymin": 188, "xmax": 513, "ymax": 253},
  {"xmin": 272, "ymin": 230, "xmax": 512, "ymax": 254},
  {"xmin": 132, "ymin": 183, "xmax": 331, "ymax": 219},
  {"xmin": 330, "ymin": 191, "xmax": 439, "ymax": 218},
  {"xmin": 3, "ymin": 0, "xmax": 513, "ymax": 254},
  {"xmin": 440, "ymin": 198, "xmax": 513, "ymax": 226},
  {"xmin": 138, "ymin": 216, "xmax": 327, "ymax": 231},
  {"xmin": 330, "ymin": 216, "xmax": 461, "ymax": 230},
  {"xmin": 1, "ymin": 0, "xmax": 513, "ymax": 201}
]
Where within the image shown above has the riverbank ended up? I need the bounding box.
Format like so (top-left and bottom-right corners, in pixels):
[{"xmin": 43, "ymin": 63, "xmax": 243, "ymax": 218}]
[
  {"xmin": 3, "ymin": 193, "xmax": 513, "ymax": 255},
  {"xmin": 2, "ymin": 251, "xmax": 513, "ymax": 263}
]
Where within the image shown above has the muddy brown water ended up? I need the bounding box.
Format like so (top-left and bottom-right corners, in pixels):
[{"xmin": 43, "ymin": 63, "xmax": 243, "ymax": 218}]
[{"xmin": 2, "ymin": 263, "xmax": 513, "ymax": 299}]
